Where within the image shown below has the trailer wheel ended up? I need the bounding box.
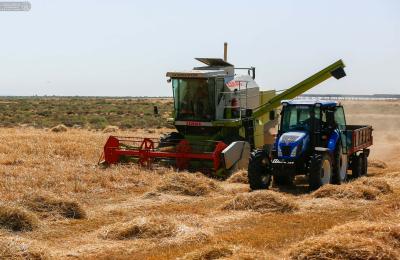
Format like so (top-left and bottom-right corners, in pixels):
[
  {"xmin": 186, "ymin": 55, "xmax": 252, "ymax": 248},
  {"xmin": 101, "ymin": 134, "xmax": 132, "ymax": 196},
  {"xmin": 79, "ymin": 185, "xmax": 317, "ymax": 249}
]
[
  {"xmin": 332, "ymin": 143, "xmax": 348, "ymax": 184},
  {"xmin": 360, "ymin": 153, "xmax": 368, "ymax": 176},
  {"xmin": 309, "ymin": 153, "xmax": 332, "ymax": 190},
  {"xmin": 351, "ymin": 155, "xmax": 362, "ymax": 178},
  {"xmin": 248, "ymin": 149, "xmax": 272, "ymax": 190}
]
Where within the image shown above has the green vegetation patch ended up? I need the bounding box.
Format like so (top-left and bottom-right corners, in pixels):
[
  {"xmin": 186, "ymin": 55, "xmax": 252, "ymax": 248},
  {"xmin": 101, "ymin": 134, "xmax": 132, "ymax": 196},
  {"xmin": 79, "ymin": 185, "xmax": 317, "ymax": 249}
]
[{"xmin": 0, "ymin": 97, "xmax": 174, "ymax": 129}]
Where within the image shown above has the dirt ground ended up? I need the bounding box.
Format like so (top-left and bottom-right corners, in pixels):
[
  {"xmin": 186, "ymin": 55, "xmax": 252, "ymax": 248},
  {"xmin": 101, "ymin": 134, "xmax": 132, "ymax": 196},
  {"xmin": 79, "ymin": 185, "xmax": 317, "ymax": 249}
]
[{"xmin": 0, "ymin": 100, "xmax": 399, "ymax": 259}]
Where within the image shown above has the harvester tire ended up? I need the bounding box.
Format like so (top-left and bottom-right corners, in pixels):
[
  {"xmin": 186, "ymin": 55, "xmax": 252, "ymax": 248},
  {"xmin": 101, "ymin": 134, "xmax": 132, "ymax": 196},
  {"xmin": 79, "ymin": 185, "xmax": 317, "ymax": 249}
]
[
  {"xmin": 158, "ymin": 132, "xmax": 183, "ymax": 148},
  {"xmin": 332, "ymin": 143, "xmax": 348, "ymax": 184},
  {"xmin": 360, "ymin": 153, "xmax": 368, "ymax": 176},
  {"xmin": 248, "ymin": 149, "xmax": 272, "ymax": 190},
  {"xmin": 351, "ymin": 155, "xmax": 362, "ymax": 178},
  {"xmin": 309, "ymin": 153, "xmax": 332, "ymax": 190}
]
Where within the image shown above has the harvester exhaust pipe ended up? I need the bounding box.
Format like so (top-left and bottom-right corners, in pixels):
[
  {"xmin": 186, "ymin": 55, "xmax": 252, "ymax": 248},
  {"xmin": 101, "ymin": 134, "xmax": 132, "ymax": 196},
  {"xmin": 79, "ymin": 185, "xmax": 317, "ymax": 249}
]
[{"xmin": 224, "ymin": 42, "xmax": 228, "ymax": 62}]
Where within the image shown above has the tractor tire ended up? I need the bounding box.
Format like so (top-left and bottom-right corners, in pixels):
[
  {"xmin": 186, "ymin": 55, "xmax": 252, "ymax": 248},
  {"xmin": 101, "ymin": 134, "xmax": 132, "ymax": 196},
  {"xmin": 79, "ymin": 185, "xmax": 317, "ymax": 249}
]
[
  {"xmin": 309, "ymin": 153, "xmax": 332, "ymax": 190},
  {"xmin": 158, "ymin": 132, "xmax": 183, "ymax": 148},
  {"xmin": 331, "ymin": 143, "xmax": 348, "ymax": 184},
  {"xmin": 273, "ymin": 174, "xmax": 294, "ymax": 186},
  {"xmin": 351, "ymin": 155, "xmax": 362, "ymax": 178},
  {"xmin": 248, "ymin": 149, "xmax": 272, "ymax": 190},
  {"xmin": 360, "ymin": 153, "xmax": 368, "ymax": 176}
]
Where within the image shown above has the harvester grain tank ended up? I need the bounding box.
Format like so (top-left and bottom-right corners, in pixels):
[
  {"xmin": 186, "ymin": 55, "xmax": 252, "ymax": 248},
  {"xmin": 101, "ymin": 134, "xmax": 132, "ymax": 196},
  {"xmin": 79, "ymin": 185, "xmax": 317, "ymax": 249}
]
[{"xmin": 100, "ymin": 44, "xmax": 347, "ymax": 179}]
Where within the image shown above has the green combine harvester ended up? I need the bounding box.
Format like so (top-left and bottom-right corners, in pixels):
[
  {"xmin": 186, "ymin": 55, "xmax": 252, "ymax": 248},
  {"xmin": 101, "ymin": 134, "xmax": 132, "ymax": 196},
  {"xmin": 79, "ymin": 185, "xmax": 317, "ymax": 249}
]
[{"xmin": 101, "ymin": 43, "xmax": 346, "ymax": 178}]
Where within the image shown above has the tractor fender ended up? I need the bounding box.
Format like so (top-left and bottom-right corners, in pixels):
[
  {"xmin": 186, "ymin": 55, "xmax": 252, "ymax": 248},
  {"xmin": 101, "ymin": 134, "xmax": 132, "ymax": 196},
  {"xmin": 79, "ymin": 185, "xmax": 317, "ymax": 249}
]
[{"xmin": 327, "ymin": 130, "xmax": 340, "ymax": 152}]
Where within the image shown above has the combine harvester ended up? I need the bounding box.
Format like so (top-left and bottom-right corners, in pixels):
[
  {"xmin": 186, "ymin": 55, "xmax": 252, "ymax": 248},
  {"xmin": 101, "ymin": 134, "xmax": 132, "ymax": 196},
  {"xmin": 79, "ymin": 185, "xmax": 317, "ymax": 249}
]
[{"xmin": 100, "ymin": 43, "xmax": 347, "ymax": 181}]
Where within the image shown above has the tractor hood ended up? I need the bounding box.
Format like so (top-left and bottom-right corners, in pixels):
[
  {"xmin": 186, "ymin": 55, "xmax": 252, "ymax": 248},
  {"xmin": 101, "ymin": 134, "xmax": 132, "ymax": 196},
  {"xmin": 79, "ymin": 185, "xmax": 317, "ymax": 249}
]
[{"xmin": 276, "ymin": 131, "xmax": 310, "ymax": 159}]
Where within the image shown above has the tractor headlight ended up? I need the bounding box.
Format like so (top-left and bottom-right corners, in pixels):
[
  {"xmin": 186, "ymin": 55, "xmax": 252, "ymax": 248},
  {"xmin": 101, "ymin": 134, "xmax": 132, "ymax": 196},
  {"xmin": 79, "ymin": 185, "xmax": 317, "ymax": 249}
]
[
  {"xmin": 290, "ymin": 146, "xmax": 298, "ymax": 157},
  {"xmin": 278, "ymin": 146, "xmax": 282, "ymax": 157},
  {"xmin": 290, "ymin": 143, "xmax": 303, "ymax": 157}
]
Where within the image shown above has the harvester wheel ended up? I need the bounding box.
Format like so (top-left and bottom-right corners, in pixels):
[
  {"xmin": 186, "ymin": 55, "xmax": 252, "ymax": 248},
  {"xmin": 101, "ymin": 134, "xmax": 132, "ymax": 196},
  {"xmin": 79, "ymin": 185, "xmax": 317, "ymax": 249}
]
[
  {"xmin": 360, "ymin": 153, "xmax": 368, "ymax": 176},
  {"xmin": 332, "ymin": 143, "xmax": 348, "ymax": 184},
  {"xmin": 248, "ymin": 149, "xmax": 272, "ymax": 190},
  {"xmin": 309, "ymin": 153, "xmax": 332, "ymax": 190},
  {"xmin": 158, "ymin": 132, "xmax": 183, "ymax": 148},
  {"xmin": 351, "ymin": 155, "xmax": 362, "ymax": 178}
]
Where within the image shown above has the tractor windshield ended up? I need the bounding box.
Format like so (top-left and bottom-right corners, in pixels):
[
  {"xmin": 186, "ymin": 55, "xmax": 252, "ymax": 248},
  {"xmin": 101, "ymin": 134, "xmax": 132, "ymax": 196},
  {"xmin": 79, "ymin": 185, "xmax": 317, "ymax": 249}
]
[
  {"xmin": 281, "ymin": 105, "xmax": 312, "ymax": 132},
  {"xmin": 172, "ymin": 78, "xmax": 215, "ymax": 121}
]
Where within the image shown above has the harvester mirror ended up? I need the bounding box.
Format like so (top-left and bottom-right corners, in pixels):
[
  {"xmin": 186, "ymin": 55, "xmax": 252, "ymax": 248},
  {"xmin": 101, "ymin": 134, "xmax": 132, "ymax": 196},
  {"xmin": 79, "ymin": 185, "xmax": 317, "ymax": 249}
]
[
  {"xmin": 269, "ymin": 110, "xmax": 275, "ymax": 120},
  {"xmin": 249, "ymin": 67, "xmax": 256, "ymax": 79}
]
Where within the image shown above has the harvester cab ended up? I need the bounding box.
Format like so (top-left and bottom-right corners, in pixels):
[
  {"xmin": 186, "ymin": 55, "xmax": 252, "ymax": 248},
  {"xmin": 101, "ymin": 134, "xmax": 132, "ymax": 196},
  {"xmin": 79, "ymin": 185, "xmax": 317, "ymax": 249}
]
[
  {"xmin": 100, "ymin": 44, "xmax": 347, "ymax": 179},
  {"xmin": 168, "ymin": 58, "xmax": 259, "ymax": 126}
]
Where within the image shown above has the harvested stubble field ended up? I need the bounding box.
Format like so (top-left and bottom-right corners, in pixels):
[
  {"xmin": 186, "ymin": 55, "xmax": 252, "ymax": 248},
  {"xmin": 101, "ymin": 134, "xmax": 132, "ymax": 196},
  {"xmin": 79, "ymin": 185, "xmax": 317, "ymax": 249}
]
[{"xmin": 0, "ymin": 99, "xmax": 399, "ymax": 259}]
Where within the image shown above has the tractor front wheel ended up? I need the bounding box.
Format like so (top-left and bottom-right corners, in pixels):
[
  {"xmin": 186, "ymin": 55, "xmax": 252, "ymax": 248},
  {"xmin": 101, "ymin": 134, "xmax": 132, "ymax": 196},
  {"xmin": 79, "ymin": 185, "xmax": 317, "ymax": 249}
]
[
  {"xmin": 309, "ymin": 153, "xmax": 332, "ymax": 190},
  {"xmin": 248, "ymin": 149, "xmax": 272, "ymax": 190}
]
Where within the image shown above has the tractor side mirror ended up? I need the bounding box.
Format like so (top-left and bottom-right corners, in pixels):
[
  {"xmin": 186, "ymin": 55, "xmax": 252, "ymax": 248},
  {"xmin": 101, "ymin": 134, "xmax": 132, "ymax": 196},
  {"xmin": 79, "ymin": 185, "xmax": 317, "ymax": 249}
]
[{"xmin": 269, "ymin": 110, "xmax": 275, "ymax": 121}]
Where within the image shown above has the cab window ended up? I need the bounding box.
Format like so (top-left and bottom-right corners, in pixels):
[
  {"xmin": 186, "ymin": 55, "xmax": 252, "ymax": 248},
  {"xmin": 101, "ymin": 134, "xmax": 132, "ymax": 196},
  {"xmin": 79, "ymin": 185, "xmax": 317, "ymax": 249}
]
[{"xmin": 334, "ymin": 106, "xmax": 346, "ymax": 131}]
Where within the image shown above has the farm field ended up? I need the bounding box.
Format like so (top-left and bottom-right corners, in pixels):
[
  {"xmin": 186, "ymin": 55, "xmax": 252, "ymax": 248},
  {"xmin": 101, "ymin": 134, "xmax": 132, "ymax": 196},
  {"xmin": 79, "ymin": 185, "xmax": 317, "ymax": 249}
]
[
  {"xmin": 0, "ymin": 99, "xmax": 399, "ymax": 259},
  {"xmin": 0, "ymin": 97, "xmax": 173, "ymax": 129}
]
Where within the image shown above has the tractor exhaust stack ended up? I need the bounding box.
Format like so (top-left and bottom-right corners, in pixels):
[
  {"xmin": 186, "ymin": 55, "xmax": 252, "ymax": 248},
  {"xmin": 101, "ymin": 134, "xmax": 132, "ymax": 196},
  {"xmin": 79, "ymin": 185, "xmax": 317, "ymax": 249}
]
[{"xmin": 224, "ymin": 42, "xmax": 228, "ymax": 62}]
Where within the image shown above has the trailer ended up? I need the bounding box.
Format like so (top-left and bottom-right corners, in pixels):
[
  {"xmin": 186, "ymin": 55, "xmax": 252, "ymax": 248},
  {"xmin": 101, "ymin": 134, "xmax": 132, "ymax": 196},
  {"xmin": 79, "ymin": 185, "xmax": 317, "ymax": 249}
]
[{"xmin": 346, "ymin": 125, "xmax": 373, "ymax": 177}]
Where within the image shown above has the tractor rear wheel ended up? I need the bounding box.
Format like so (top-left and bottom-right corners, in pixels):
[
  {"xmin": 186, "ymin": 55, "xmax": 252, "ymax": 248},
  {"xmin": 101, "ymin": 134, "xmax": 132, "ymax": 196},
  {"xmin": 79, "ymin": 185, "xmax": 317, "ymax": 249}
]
[
  {"xmin": 332, "ymin": 143, "xmax": 348, "ymax": 184},
  {"xmin": 351, "ymin": 155, "xmax": 362, "ymax": 178},
  {"xmin": 309, "ymin": 153, "xmax": 332, "ymax": 190},
  {"xmin": 248, "ymin": 149, "xmax": 272, "ymax": 190}
]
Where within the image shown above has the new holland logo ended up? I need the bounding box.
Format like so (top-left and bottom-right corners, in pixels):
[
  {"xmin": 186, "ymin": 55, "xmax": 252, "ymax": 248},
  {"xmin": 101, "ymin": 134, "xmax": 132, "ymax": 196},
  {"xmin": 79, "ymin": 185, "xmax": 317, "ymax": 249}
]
[{"xmin": 273, "ymin": 159, "xmax": 294, "ymax": 164}]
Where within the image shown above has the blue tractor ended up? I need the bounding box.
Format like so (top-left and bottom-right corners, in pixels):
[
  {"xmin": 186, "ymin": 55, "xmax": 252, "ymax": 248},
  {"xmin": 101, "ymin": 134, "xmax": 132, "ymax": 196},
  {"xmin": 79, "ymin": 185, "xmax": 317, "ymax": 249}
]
[{"xmin": 248, "ymin": 100, "xmax": 373, "ymax": 190}]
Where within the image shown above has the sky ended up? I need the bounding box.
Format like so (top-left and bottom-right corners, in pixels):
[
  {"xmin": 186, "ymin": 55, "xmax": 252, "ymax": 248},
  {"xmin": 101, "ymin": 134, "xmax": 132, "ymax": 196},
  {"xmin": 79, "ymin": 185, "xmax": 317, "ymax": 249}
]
[{"xmin": 0, "ymin": 0, "xmax": 399, "ymax": 96}]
